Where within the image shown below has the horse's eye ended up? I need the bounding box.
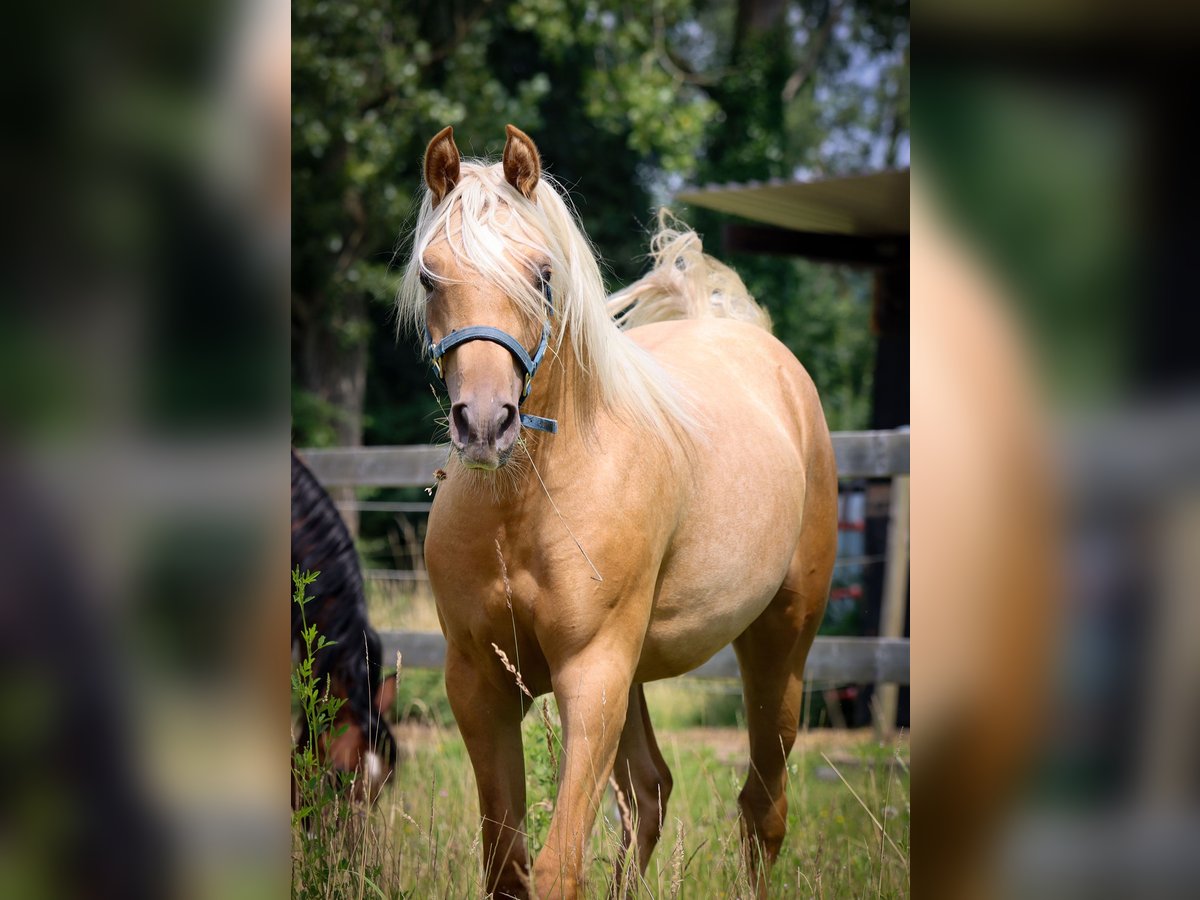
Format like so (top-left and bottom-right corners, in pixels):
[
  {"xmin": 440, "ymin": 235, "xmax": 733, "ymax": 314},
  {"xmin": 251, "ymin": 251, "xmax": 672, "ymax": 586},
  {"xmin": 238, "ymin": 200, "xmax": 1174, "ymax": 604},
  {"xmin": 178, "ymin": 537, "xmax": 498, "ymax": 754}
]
[
  {"xmin": 419, "ymin": 271, "xmax": 434, "ymax": 292},
  {"xmin": 539, "ymin": 266, "xmax": 552, "ymax": 285}
]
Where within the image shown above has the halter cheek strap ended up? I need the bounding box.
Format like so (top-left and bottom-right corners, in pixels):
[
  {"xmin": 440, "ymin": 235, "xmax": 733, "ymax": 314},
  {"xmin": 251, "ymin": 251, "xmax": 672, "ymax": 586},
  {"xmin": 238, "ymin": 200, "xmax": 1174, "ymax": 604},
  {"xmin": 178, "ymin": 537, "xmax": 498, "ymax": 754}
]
[{"xmin": 425, "ymin": 286, "xmax": 558, "ymax": 434}]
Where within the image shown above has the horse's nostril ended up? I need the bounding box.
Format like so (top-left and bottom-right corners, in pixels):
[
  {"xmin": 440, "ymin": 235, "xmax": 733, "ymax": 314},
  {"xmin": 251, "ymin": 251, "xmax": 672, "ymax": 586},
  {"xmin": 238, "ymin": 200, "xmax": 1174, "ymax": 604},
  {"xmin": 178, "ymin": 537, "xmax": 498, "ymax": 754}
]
[
  {"xmin": 450, "ymin": 403, "xmax": 470, "ymax": 445},
  {"xmin": 497, "ymin": 404, "xmax": 517, "ymax": 436}
]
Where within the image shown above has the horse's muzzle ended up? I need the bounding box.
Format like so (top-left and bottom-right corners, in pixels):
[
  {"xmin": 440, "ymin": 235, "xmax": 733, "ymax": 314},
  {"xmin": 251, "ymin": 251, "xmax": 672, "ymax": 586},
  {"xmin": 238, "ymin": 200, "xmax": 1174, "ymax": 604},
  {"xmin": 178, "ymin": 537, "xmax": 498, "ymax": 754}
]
[{"xmin": 450, "ymin": 398, "xmax": 520, "ymax": 468}]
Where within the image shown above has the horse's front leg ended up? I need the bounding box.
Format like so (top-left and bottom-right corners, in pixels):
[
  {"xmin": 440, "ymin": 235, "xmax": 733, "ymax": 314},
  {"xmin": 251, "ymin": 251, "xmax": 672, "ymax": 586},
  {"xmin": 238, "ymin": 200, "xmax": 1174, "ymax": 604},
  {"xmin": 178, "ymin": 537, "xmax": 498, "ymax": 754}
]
[
  {"xmin": 535, "ymin": 646, "xmax": 636, "ymax": 900},
  {"xmin": 445, "ymin": 643, "xmax": 530, "ymax": 899}
]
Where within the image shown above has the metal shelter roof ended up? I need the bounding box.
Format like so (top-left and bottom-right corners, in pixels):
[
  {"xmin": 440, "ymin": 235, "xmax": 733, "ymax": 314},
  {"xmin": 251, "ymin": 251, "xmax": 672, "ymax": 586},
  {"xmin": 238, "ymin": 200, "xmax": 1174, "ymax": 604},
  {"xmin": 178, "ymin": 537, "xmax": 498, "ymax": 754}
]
[{"xmin": 676, "ymin": 169, "xmax": 910, "ymax": 236}]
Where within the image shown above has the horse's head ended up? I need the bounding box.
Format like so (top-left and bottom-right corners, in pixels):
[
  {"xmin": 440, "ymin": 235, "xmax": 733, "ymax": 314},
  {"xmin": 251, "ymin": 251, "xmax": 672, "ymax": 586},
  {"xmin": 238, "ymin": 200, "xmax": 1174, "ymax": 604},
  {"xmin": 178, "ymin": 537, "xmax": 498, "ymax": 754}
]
[
  {"xmin": 415, "ymin": 125, "xmax": 554, "ymax": 469},
  {"xmin": 323, "ymin": 674, "xmax": 398, "ymax": 804}
]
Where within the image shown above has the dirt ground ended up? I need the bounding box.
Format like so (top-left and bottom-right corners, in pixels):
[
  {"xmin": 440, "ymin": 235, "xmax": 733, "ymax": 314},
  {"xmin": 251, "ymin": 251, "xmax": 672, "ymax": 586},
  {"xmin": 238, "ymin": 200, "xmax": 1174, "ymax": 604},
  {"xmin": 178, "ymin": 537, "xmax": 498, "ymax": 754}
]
[{"xmin": 665, "ymin": 726, "xmax": 907, "ymax": 765}]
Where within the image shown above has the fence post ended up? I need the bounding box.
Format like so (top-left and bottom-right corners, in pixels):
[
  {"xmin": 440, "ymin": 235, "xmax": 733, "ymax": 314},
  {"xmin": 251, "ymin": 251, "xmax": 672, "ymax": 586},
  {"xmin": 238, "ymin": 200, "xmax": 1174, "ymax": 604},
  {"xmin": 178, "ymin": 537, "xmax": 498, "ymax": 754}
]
[{"xmin": 874, "ymin": 474, "xmax": 909, "ymax": 737}]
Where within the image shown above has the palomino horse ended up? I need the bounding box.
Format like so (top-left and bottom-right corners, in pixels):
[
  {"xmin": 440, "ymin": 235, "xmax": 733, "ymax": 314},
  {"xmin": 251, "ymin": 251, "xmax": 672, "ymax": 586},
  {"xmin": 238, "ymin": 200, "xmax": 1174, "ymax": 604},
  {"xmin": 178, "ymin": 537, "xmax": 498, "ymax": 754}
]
[
  {"xmin": 291, "ymin": 450, "xmax": 398, "ymax": 805},
  {"xmin": 400, "ymin": 125, "xmax": 837, "ymax": 898}
]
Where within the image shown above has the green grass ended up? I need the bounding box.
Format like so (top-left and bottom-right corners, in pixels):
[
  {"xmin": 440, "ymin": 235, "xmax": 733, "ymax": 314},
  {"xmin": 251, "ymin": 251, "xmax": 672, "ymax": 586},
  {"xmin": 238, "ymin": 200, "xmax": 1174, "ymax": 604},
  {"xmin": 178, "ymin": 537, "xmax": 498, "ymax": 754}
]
[
  {"xmin": 292, "ymin": 587, "xmax": 910, "ymax": 897},
  {"xmin": 297, "ymin": 709, "xmax": 908, "ymax": 898}
]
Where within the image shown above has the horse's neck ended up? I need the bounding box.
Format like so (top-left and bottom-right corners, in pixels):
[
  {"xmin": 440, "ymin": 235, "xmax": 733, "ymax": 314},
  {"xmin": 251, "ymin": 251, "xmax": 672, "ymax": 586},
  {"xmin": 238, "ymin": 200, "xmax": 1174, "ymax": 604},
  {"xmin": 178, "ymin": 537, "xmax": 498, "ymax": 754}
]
[{"xmin": 502, "ymin": 326, "xmax": 677, "ymax": 503}]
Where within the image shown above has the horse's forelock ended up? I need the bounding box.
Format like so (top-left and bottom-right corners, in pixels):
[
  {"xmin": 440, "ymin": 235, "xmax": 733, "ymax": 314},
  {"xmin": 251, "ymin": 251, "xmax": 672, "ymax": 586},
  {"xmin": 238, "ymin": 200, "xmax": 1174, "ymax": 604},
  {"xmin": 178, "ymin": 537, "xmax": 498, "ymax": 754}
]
[{"xmin": 400, "ymin": 161, "xmax": 556, "ymax": 339}]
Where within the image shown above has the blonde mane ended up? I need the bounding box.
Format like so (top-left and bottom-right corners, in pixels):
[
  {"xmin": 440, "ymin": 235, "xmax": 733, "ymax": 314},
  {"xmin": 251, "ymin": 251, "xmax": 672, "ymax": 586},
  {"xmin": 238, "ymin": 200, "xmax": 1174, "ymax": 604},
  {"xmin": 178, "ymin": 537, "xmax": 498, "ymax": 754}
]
[{"xmin": 397, "ymin": 160, "xmax": 697, "ymax": 436}]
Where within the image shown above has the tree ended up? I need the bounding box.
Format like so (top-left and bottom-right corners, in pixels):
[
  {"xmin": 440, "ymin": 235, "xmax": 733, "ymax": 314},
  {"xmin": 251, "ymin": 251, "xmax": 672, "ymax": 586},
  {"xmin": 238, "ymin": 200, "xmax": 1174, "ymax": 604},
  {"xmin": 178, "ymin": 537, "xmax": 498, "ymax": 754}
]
[
  {"xmin": 292, "ymin": 0, "xmax": 909, "ymax": 446},
  {"xmin": 292, "ymin": 0, "xmax": 553, "ymax": 448}
]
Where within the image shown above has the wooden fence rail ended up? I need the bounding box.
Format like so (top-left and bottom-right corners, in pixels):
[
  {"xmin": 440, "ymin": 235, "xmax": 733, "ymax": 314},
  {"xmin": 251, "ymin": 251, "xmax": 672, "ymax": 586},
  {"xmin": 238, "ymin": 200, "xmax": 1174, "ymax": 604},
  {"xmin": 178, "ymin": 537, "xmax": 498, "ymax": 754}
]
[
  {"xmin": 379, "ymin": 628, "xmax": 902, "ymax": 686},
  {"xmin": 299, "ymin": 428, "xmax": 909, "ymax": 487},
  {"xmin": 380, "ymin": 630, "xmax": 909, "ymax": 685}
]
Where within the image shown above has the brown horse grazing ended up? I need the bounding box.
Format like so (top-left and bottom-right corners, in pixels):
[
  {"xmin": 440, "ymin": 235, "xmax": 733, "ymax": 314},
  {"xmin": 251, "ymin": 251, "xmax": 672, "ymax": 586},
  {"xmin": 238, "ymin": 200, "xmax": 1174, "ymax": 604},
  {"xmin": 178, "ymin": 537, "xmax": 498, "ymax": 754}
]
[
  {"xmin": 399, "ymin": 125, "xmax": 837, "ymax": 899},
  {"xmin": 291, "ymin": 450, "xmax": 398, "ymax": 806}
]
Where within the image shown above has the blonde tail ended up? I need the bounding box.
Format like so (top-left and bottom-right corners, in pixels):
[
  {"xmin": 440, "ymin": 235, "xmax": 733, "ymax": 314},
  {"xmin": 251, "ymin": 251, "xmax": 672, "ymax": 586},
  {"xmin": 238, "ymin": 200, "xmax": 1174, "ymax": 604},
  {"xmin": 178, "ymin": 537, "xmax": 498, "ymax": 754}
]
[{"xmin": 607, "ymin": 210, "xmax": 772, "ymax": 332}]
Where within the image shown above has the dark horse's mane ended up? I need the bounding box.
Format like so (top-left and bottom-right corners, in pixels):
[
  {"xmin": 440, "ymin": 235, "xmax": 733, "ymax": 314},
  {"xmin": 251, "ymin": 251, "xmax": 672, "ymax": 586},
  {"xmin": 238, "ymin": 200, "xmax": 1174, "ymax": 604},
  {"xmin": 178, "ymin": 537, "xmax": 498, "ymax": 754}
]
[{"xmin": 290, "ymin": 449, "xmax": 397, "ymax": 771}]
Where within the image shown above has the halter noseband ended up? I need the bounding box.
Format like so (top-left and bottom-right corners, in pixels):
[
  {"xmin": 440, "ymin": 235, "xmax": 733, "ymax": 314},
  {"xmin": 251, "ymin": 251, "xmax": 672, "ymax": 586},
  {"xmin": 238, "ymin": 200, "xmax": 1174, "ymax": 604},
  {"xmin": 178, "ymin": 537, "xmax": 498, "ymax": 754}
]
[{"xmin": 425, "ymin": 281, "xmax": 558, "ymax": 434}]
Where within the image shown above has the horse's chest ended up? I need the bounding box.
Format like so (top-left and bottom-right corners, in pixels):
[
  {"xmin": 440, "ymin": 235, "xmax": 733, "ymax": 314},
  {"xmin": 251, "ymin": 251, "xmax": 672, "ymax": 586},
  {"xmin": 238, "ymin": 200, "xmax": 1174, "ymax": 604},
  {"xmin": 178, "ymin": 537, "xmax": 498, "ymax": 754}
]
[
  {"xmin": 426, "ymin": 522, "xmax": 538, "ymax": 634},
  {"xmin": 425, "ymin": 473, "xmax": 667, "ymax": 683},
  {"xmin": 430, "ymin": 559, "xmax": 555, "ymax": 694},
  {"xmin": 430, "ymin": 552, "xmax": 524, "ymax": 630}
]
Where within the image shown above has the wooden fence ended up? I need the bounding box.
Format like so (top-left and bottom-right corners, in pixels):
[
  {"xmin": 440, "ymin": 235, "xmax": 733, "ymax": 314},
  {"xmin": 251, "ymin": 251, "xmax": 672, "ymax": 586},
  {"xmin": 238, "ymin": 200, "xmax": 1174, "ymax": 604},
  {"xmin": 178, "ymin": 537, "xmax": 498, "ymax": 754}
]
[
  {"xmin": 378, "ymin": 630, "xmax": 908, "ymax": 686},
  {"xmin": 299, "ymin": 429, "xmax": 910, "ymax": 693},
  {"xmin": 302, "ymin": 429, "xmax": 909, "ymax": 487}
]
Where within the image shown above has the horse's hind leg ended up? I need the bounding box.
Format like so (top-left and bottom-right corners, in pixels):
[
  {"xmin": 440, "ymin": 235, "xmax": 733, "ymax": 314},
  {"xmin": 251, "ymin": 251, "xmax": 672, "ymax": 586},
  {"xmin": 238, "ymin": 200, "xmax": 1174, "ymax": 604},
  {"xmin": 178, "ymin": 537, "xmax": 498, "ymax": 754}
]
[
  {"xmin": 732, "ymin": 549, "xmax": 832, "ymax": 897},
  {"xmin": 610, "ymin": 684, "xmax": 673, "ymax": 895}
]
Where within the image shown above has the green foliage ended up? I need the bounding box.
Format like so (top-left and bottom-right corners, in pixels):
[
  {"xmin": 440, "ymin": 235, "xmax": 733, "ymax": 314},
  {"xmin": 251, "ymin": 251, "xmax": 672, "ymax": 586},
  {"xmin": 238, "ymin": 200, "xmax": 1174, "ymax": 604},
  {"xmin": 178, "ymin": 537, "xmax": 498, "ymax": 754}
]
[
  {"xmin": 291, "ymin": 568, "xmax": 387, "ymax": 898},
  {"xmin": 291, "ymin": 385, "xmax": 355, "ymax": 449},
  {"xmin": 505, "ymin": 0, "xmax": 717, "ymax": 174},
  {"xmin": 291, "ymin": 569, "xmax": 343, "ymax": 808},
  {"xmin": 644, "ymin": 680, "xmax": 746, "ymax": 729},
  {"xmin": 389, "ymin": 667, "xmax": 455, "ymax": 725},
  {"xmin": 522, "ymin": 698, "xmax": 564, "ymax": 856}
]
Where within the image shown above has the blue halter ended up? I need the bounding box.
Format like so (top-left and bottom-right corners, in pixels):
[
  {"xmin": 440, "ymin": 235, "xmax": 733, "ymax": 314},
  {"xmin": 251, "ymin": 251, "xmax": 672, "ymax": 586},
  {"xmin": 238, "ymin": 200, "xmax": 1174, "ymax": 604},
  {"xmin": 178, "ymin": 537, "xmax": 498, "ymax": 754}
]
[{"xmin": 425, "ymin": 282, "xmax": 558, "ymax": 434}]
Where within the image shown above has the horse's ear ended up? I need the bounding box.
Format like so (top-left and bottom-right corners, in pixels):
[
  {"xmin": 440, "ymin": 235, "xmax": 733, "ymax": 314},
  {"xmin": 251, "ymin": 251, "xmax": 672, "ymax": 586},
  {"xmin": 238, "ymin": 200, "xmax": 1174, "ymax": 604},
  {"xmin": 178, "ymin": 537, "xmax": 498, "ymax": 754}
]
[
  {"xmin": 502, "ymin": 124, "xmax": 541, "ymax": 201},
  {"xmin": 424, "ymin": 125, "xmax": 460, "ymax": 207}
]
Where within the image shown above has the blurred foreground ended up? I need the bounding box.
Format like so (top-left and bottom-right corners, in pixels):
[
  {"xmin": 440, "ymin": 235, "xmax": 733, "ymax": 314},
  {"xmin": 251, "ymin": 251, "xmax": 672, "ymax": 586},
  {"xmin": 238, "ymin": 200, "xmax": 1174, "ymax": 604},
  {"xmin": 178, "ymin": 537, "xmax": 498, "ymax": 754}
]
[
  {"xmin": 0, "ymin": 0, "xmax": 288, "ymax": 897},
  {"xmin": 916, "ymin": 6, "xmax": 1200, "ymax": 899}
]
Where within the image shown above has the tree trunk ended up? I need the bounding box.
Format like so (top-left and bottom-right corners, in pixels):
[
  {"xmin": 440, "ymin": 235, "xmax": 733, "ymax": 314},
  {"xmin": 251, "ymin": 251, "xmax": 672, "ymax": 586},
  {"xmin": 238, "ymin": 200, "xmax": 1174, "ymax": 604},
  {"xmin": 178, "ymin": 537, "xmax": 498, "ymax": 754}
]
[
  {"xmin": 735, "ymin": 0, "xmax": 787, "ymax": 53},
  {"xmin": 296, "ymin": 288, "xmax": 368, "ymax": 535}
]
